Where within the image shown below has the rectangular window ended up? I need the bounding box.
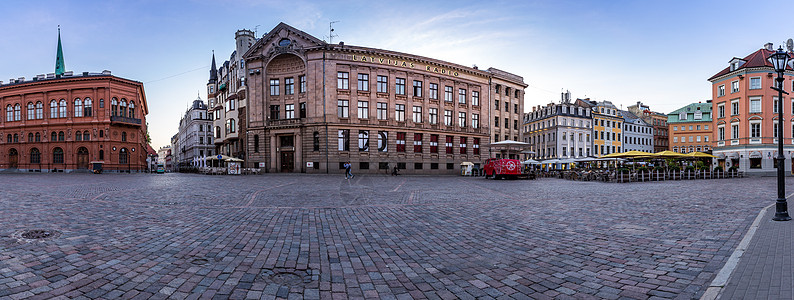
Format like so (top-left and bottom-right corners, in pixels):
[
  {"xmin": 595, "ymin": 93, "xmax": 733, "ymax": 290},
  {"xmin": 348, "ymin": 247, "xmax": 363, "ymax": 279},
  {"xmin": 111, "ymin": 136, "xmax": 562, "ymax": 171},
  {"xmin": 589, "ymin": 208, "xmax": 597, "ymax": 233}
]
[
  {"xmin": 337, "ymin": 100, "xmax": 349, "ymax": 118},
  {"xmin": 429, "ymin": 108, "xmax": 438, "ymax": 124},
  {"xmin": 505, "ymin": 102, "xmax": 509, "ymax": 111},
  {"xmin": 429, "ymin": 83, "xmax": 438, "ymax": 99},
  {"xmin": 445, "ymin": 136, "xmax": 453, "ymax": 154},
  {"xmin": 396, "ymin": 132, "xmax": 406, "ymax": 152},
  {"xmin": 358, "ymin": 101, "xmax": 369, "ymax": 119},
  {"xmin": 377, "ymin": 102, "xmax": 387, "ymax": 120},
  {"xmin": 472, "ymin": 114, "xmax": 479, "ymax": 129},
  {"xmin": 357, "ymin": 74, "xmax": 369, "ymax": 91},
  {"xmin": 731, "ymin": 100, "xmax": 739, "ymax": 115},
  {"xmin": 495, "ymin": 117, "xmax": 499, "ymax": 128},
  {"xmin": 750, "ymin": 77, "xmax": 761, "ymax": 90},
  {"xmin": 413, "ymin": 106, "xmax": 422, "ymax": 123},
  {"xmin": 285, "ymin": 77, "xmax": 294, "ymax": 95},
  {"xmin": 750, "ymin": 122, "xmax": 761, "ymax": 138},
  {"xmin": 459, "ymin": 137, "xmax": 467, "ymax": 154},
  {"xmin": 459, "ymin": 112, "xmax": 466, "ymax": 127},
  {"xmin": 395, "ymin": 78, "xmax": 406, "ymax": 95},
  {"xmin": 285, "ymin": 104, "xmax": 295, "ymax": 119},
  {"xmin": 378, "ymin": 131, "xmax": 387, "ymax": 152},
  {"xmin": 395, "ymin": 104, "xmax": 405, "ymax": 122},
  {"xmin": 505, "ymin": 117, "xmax": 509, "ymax": 129},
  {"xmin": 377, "ymin": 75, "xmax": 388, "ymax": 93},
  {"xmin": 718, "ymin": 103, "xmax": 725, "ymax": 118},
  {"xmin": 270, "ymin": 79, "xmax": 280, "ymax": 96},
  {"xmin": 338, "ymin": 130, "xmax": 349, "ymax": 151},
  {"xmin": 430, "ymin": 134, "xmax": 439, "ymax": 153},
  {"xmin": 514, "ymin": 120, "xmax": 518, "ymax": 130},
  {"xmin": 495, "ymin": 100, "xmax": 499, "ymax": 110},
  {"xmin": 472, "ymin": 91, "xmax": 479, "ymax": 106},
  {"xmin": 358, "ymin": 130, "xmax": 369, "ymax": 151},
  {"xmin": 299, "ymin": 102, "xmax": 306, "ymax": 118},
  {"xmin": 473, "ymin": 138, "xmax": 480, "ymax": 155},
  {"xmin": 337, "ymin": 72, "xmax": 349, "ymax": 89},
  {"xmin": 458, "ymin": 88, "xmax": 466, "ymax": 104},
  {"xmin": 731, "ymin": 80, "xmax": 739, "ymax": 93},
  {"xmin": 718, "ymin": 85, "xmax": 725, "ymax": 97},
  {"xmin": 444, "ymin": 86, "xmax": 453, "ymax": 102},
  {"xmin": 774, "ymin": 97, "xmax": 779, "ymax": 114},
  {"xmin": 269, "ymin": 105, "xmax": 280, "ymax": 120},
  {"xmin": 718, "ymin": 126, "xmax": 725, "ymax": 140},
  {"xmin": 414, "ymin": 133, "xmax": 423, "ymax": 153},
  {"xmin": 444, "ymin": 110, "xmax": 453, "ymax": 126},
  {"xmin": 732, "ymin": 124, "xmax": 739, "ymax": 139},
  {"xmin": 514, "ymin": 104, "xmax": 519, "ymax": 114},
  {"xmin": 750, "ymin": 97, "xmax": 761, "ymax": 113},
  {"xmin": 413, "ymin": 80, "xmax": 422, "ymax": 97},
  {"xmin": 299, "ymin": 75, "xmax": 306, "ymax": 93}
]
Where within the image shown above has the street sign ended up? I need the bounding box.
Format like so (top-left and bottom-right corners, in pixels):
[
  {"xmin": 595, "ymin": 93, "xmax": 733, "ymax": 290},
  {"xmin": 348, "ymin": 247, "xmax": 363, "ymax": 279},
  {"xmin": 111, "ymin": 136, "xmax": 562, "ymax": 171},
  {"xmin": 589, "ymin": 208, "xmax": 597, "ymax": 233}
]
[{"xmin": 217, "ymin": 155, "xmax": 222, "ymax": 160}]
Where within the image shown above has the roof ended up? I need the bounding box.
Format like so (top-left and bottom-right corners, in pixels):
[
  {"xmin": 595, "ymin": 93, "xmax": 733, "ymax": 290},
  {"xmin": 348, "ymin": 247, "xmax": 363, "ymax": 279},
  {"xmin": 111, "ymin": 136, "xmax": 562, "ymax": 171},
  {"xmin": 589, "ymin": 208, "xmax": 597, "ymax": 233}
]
[
  {"xmin": 708, "ymin": 48, "xmax": 793, "ymax": 81},
  {"xmin": 668, "ymin": 102, "xmax": 712, "ymax": 123}
]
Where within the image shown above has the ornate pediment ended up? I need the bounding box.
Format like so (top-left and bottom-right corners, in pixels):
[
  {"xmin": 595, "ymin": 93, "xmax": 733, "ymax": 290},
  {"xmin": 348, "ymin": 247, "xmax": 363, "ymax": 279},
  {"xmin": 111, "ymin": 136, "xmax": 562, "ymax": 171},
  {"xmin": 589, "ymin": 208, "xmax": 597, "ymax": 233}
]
[{"xmin": 244, "ymin": 22, "xmax": 325, "ymax": 60}]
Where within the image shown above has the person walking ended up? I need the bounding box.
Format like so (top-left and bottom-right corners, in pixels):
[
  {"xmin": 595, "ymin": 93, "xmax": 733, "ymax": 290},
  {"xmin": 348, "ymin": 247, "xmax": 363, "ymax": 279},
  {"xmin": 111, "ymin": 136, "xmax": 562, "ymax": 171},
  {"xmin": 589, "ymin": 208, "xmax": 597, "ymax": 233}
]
[{"xmin": 344, "ymin": 161, "xmax": 354, "ymax": 179}]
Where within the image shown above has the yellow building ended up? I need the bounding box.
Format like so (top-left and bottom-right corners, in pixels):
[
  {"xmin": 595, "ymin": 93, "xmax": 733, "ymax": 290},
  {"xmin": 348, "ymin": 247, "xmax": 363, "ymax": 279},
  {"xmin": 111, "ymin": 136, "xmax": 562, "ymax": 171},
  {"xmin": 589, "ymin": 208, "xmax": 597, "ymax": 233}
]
[{"xmin": 587, "ymin": 100, "xmax": 623, "ymax": 156}]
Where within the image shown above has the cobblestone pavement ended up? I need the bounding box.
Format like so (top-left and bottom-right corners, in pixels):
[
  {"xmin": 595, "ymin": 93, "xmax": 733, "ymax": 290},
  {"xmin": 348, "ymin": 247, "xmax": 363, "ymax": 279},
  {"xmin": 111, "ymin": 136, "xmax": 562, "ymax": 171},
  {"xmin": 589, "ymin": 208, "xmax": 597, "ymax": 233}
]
[{"xmin": 0, "ymin": 173, "xmax": 780, "ymax": 299}]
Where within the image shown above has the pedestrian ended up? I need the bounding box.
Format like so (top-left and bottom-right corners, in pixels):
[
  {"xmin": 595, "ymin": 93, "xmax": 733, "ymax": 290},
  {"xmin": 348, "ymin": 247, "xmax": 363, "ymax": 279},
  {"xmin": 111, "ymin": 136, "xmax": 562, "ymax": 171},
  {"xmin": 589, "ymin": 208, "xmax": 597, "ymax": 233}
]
[
  {"xmin": 392, "ymin": 165, "xmax": 400, "ymax": 176},
  {"xmin": 344, "ymin": 161, "xmax": 354, "ymax": 179}
]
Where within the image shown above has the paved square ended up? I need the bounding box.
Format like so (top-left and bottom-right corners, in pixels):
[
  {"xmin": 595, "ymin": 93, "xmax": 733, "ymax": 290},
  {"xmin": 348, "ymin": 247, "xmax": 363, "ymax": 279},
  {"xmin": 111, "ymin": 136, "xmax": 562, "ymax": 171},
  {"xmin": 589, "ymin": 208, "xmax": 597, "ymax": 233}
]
[{"xmin": 0, "ymin": 173, "xmax": 779, "ymax": 299}]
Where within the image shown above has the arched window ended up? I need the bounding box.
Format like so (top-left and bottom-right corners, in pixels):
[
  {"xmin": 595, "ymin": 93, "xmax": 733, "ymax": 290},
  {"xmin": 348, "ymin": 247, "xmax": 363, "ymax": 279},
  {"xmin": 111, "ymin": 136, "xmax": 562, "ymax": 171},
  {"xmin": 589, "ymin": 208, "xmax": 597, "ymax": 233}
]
[
  {"xmin": 30, "ymin": 148, "xmax": 40, "ymax": 164},
  {"xmin": 50, "ymin": 100, "xmax": 58, "ymax": 118},
  {"xmin": 99, "ymin": 130, "xmax": 103, "ymax": 138},
  {"xmin": 35, "ymin": 132, "xmax": 40, "ymax": 142},
  {"xmin": 111, "ymin": 98, "xmax": 118, "ymax": 116},
  {"xmin": 121, "ymin": 132, "xmax": 127, "ymax": 142},
  {"xmin": 59, "ymin": 99, "xmax": 67, "ymax": 118},
  {"xmin": 13, "ymin": 134, "xmax": 18, "ymax": 143},
  {"xmin": 128, "ymin": 101, "xmax": 135, "ymax": 118},
  {"xmin": 74, "ymin": 98, "xmax": 83, "ymax": 117},
  {"xmin": 51, "ymin": 132, "xmax": 57, "ymax": 141},
  {"xmin": 35, "ymin": 101, "xmax": 43, "ymax": 119},
  {"xmin": 14, "ymin": 104, "xmax": 20, "ymax": 121},
  {"xmin": 6, "ymin": 134, "xmax": 11, "ymax": 143},
  {"xmin": 27, "ymin": 133, "xmax": 33, "ymax": 142},
  {"xmin": 53, "ymin": 147, "xmax": 64, "ymax": 164},
  {"xmin": 6, "ymin": 105, "xmax": 12, "ymax": 121},
  {"xmin": 119, "ymin": 148, "xmax": 128, "ymax": 164},
  {"xmin": 120, "ymin": 99, "xmax": 128, "ymax": 118},
  {"xmin": 84, "ymin": 98, "xmax": 92, "ymax": 117},
  {"xmin": 215, "ymin": 126, "xmax": 221, "ymax": 138},
  {"xmin": 76, "ymin": 131, "xmax": 82, "ymax": 141},
  {"xmin": 58, "ymin": 131, "xmax": 64, "ymax": 141},
  {"xmin": 83, "ymin": 131, "xmax": 90, "ymax": 141},
  {"xmin": 27, "ymin": 102, "xmax": 34, "ymax": 120}
]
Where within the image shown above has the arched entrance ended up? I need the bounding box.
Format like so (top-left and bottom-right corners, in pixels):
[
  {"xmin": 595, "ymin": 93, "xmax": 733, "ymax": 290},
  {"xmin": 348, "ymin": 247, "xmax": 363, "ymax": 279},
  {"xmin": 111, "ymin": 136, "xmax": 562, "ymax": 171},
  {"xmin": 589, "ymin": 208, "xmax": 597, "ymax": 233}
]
[
  {"xmin": 77, "ymin": 147, "xmax": 89, "ymax": 169},
  {"xmin": 8, "ymin": 148, "xmax": 18, "ymax": 169}
]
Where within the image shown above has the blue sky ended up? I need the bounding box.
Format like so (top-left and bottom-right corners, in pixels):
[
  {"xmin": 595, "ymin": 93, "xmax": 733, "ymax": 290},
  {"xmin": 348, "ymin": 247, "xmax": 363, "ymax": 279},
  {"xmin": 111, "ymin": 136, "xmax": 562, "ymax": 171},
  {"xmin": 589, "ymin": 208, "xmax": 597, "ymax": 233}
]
[{"xmin": 1, "ymin": 0, "xmax": 793, "ymax": 149}]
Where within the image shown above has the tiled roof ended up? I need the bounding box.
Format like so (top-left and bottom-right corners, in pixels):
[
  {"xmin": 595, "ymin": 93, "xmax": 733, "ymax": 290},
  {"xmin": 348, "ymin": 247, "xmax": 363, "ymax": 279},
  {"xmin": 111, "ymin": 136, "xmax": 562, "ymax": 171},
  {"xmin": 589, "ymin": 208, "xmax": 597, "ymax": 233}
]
[
  {"xmin": 709, "ymin": 48, "xmax": 793, "ymax": 81},
  {"xmin": 668, "ymin": 102, "xmax": 712, "ymax": 123}
]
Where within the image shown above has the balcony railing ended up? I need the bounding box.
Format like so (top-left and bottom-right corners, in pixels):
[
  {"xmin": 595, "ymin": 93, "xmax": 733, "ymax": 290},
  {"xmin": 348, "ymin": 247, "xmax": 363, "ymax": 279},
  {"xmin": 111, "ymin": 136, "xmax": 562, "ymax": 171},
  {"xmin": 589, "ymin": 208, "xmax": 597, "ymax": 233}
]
[{"xmin": 110, "ymin": 116, "xmax": 142, "ymax": 126}]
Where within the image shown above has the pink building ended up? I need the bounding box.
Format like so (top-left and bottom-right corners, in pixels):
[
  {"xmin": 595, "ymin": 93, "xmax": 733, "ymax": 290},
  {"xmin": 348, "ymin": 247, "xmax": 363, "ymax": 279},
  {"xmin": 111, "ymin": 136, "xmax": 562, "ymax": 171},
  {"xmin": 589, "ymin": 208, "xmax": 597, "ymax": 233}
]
[{"xmin": 709, "ymin": 43, "xmax": 794, "ymax": 174}]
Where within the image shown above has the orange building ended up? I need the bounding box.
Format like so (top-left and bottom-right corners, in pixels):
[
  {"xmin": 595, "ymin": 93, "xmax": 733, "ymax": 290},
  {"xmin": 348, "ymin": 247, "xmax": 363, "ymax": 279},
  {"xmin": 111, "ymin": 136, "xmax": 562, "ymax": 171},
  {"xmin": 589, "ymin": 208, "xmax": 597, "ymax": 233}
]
[{"xmin": 667, "ymin": 102, "xmax": 713, "ymax": 154}]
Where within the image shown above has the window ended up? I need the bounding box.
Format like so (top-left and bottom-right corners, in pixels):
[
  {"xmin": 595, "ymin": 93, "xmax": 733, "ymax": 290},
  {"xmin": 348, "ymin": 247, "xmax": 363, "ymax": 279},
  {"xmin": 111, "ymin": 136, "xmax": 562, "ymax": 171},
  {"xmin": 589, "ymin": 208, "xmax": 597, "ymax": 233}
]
[
  {"xmin": 495, "ymin": 100, "xmax": 500, "ymax": 111},
  {"xmin": 30, "ymin": 148, "xmax": 40, "ymax": 164},
  {"xmin": 53, "ymin": 148, "xmax": 64, "ymax": 164},
  {"xmin": 459, "ymin": 137, "xmax": 467, "ymax": 154},
  {"xmin": 429, "ymin": 108, "xmax": 438, "ymax": 124},
  {"xmin": 337, "ymin": 100, "xmax": 349, "ymax": 118},
  {"xmin": 121, "ymin": 132, "xmax": 127, "ymax": 142},
  {"xmin": 494, "ymin": 117, "xmax": 499, "ymax": 128},
  {"xmin": 13, "ymin": 104, "xmax": 20, "ymax": 121},
  {"xmin": 35, "ymin": 101, "xmax": 43, "ymax": 119},
  {"xmin": 120, "ymin": 99, "xmax": 128, "ymax": 118},
  {"xmin": 270, "ymin": 79, "xmax": 280, "ymax": 96},
  {"xmin": 73, "ymin": 98, "xmax": 83, "ymax": 117},
  {"xmin": 230, "ymin": 119, "xmax": 236, "ymax": 133},
  {"xmin": 358, "ymin": 130, "xmax": 369, "ymax": 151},
  {"xmin": 413, "ymin": 106, "xmax": 422, "ymax": 123},
  {"xmin": 459, "ymin": 112, "xmax": 466, "ymax": 127},
  {"xmin": 76, "ymin": 131, "xmax": 82, "ymax": 141},
  {"xmin": 27, "ymin": 102, "xmax": 34, "ymax": 120},
  {"xmin": 299, "ymin": 102, "xmax": 306, "ymax": 118},
  {"xmin": 718, "ymin": 85, "xmax": 725, "ymax": 97},
  {"xmin": 5, "ymin": 105, "xmax": 11, "ymax": 122},
  {"xmin": 731, "ymin": 80, "xmax": 739, "ymax": 93},
  {"xmin": 285, "ymin": 104, "xmax": 295, "ymax": 119},
  {"xmin": 413, "ymin": 80, "xmax": 422, "ymax": 97},
  {"xmin": 119, "ymin": 148, "xmax": 128, "ymax": 164},
  {"xmin": 514, "ymin": 120, "xmax": 518, "ymax": 130},
  {"xmin": 731, "ymin": 100, "xmax": 739, "ymax": 115},
  {"xmin": 377, "ymin": 75, "xmax": 388, "ymax": 93},
  {"xmin": 473, "ymin": 138, "xmax": 480, "ymax": 155},
  {"xmin": 505, "ymin": 102, "xmax": 509, "ymax": 111},
  {"xmin": 413, "ymin": 133, "xmax": 423, "ymax": 153},
  {"xmin": 505, "ymin": 118, "xmax": 509, "ymax": 129},
  {"xmin": 429, "ymin": 83, "xmax": 438, "ymax": 99},
  {"xmin": 430, "ymin": 134, "xmax": 438, "ymax": 153},
  {"xmin": 128, "ymin": 101, "xmax": 135, "ymax": 118},
  {"xmin": 718, "ymin": 126, "xmax": 725, "ymax": 140},
  {"xmin": 299, "ymin": 75, "xmax": 306, "ymax": 93},
  {"xmin": 35, "ymin": 132, "xmax": 40, "ymax": 142},
  {"xmin": 58, "ymin": 131, "xmax": 64, "ymax": 141},
  {"xmin": 444, "ymin": 86, "xmax": 453, "ymax": 102},
  {"xmin": 445, "ymin": 136, "xmax": 453, "ymax": 154},
  {"xmin": 378, "ymin": 131, "xmax": 387, "ymax": 152},
  {"xmin": 718, "ymin": 103, "xmax": 725, "ymax": 118},
  {"xmin": 472, "ymin": 114, "xmax": 479, "ymax": 129},
  {"xmin": 395, "ymin": 78, "xmax": 406, "ymax": 95},
  {"xmin": 732, "ymin": 124, "xmax": 739, "ymax": 139},
  {"xmin": 311, "ymin": 132, "xmax": 318, "ymax": 151},
  {"xmin": 395, "ymin": 104, "xmax": 405, "ymax": 122},
  {"xmin": 338, "ymin": 130, "xmax": 350, "ymax": 151},
  {"xmin": 750, "ymin": 122, "xmax": 761, "ymax": 138},
  {"xmin": 285, "ymin": 77, "xmax": 294, "ymax": 95},
  {"xmin": 270, "ymin": 105, "xmax": 280, "ymax": 120},
  {"xmin": 472, "ymin": 91, "xmax": 479, "ymax": 106},
  {"xmin": 396, "ymin": 132, "xmax": 406, "ymax": 152},
  {"xmin": 444, "ymin": 110, "xmax": 453, "ymax": 126},
  {"xmin": 358, "ymin": 101, "xmax": 369, "ymax": 119},
  {"xmin": 774, "ymin": 97, "xmax": 779, "ymax": 114},
  {"xmin": 514, "ymin": 104, "xmax": 519, "ymax": 114},
  {"xmin": 377, "ymin": 102, "xmax": 387, "ymax": 120},
  {"xmin": 337, "ymin": 72, "xmax": 349, "ymax": 89},
  {"xmin": 458, "ymin": 88, "xmax": 466, "ymax": 104},
  {"xmin": 83, "ymin": 98, "xmax": 92, "ymax": 117},
  {"xmin": 750, "ymin": 77, "xmax": 761, "ymax": 90},
  {"xmin": 13, "ymin": 134, "xmax": 17, "ymax": 143},
  {"xmin": 357, "ymin": 74, "xmax": 369, "ymax": 91},
  {"xmin": 750, "ymin": 97, "xmax": 761, "ymax": 113}
]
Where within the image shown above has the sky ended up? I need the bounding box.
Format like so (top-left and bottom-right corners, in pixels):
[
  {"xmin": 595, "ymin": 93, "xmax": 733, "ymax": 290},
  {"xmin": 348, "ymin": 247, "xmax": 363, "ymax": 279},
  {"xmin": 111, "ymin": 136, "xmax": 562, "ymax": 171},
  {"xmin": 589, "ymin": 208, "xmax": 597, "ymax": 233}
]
[{"xmin": 1, "ymin": 0, "xmax": 794, "ymax": 149}]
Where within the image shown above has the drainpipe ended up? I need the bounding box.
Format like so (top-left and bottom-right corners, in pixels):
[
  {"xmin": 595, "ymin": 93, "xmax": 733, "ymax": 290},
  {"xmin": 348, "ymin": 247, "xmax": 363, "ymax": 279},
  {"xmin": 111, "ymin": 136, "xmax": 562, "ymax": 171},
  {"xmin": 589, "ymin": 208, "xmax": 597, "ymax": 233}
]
[{"xmin": 323, "ymin": 48, "xmax": 329, "ymax": 174}]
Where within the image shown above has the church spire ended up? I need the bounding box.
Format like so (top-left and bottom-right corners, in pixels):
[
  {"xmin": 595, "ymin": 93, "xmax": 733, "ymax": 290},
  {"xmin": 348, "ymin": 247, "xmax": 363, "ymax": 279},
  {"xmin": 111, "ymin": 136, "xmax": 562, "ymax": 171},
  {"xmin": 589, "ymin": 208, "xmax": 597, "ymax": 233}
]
[
  {"xmin": 208, "ymin": 50, "xmax": 218, "ymax": 84},
  {"xmin": 55, "ymin": 26, "xmax": 65, "ymax": 76}
]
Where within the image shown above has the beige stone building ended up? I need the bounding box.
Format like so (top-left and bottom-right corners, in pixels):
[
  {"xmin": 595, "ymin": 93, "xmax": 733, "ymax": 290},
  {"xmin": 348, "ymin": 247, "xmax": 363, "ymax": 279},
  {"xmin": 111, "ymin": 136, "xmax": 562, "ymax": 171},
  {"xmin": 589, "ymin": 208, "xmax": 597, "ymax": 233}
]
[{"xmin": 244, "ymin": 23, "xmax": 526, "ymax": 174}]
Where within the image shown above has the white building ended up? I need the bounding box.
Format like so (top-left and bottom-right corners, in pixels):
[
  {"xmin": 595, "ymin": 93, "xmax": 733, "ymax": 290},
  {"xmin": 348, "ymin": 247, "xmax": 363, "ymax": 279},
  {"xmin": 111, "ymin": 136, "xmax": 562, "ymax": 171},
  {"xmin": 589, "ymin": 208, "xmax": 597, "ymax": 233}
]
[
  {"xmin": 176, "ymin": 96, "xmax": 214, "ymax": 170},
  {"xmin": 620, "ymin": 110, "xmax": 654, "ymax": 153},
  {"xmin": 523, "ymin": 91, "xmax": 594, "ymax": 159}
]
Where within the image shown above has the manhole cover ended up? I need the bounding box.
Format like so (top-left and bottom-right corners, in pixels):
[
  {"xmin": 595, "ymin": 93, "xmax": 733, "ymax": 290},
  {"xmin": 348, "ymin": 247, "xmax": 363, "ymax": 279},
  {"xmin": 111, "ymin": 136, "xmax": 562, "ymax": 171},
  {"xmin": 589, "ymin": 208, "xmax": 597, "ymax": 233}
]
[
  {"xmin": 259, "ymin": 268, "xmax": 316, "ymax": 287},
  {"xmin": 14, "ymin": 229, "xmax": 60, "ymax": 241},
  {"xmin": 190, "ymin": 258, "xmax": 209, "ymax": 265}
]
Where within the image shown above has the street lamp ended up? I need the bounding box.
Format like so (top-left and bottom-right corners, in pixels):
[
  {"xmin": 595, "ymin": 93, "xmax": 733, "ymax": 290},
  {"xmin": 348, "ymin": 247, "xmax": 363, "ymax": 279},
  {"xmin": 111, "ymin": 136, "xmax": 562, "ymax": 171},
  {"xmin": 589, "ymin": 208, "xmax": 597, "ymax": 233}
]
[{"xmin": 767, "ymin": 46, "xmax": 792, "ymax": 221}]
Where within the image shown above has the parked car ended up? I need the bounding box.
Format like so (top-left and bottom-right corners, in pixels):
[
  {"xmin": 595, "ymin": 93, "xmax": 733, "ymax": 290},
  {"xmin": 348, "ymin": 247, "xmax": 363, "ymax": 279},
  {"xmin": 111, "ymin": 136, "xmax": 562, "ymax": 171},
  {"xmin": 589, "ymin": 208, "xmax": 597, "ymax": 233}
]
[{"xmin": 483, "ymin": 158, "xmax": 527, "ymax": 179}]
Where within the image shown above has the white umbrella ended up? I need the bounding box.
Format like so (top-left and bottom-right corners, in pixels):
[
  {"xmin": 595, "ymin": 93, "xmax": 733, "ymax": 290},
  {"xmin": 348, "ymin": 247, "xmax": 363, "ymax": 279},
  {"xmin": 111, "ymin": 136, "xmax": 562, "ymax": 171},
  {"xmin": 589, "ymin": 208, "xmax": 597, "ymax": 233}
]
[{"xmin": 521, "ymin": 159, "xmax": 541, "ymax": 165}]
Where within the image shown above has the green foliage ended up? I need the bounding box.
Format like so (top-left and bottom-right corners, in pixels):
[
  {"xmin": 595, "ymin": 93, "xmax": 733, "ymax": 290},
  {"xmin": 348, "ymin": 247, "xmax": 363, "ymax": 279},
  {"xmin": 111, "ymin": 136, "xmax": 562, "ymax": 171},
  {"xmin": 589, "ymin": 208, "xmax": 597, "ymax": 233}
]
[
  {"xmin": 695, "ymin": 161, "xmax": 706, "ymax": 170},
  {"xmin": 617, "ymin": 167, "xmax": 630, "ymax": 174},
  {"xmin": 713, "ymin": 166, "xmax": 723, "ymax": 172},
  {"xmin": 654, "ymin": 166, "xmax": 664, "ymax": 171},
  {"xmin": 685, "ymin": 165, "xmax": 695, "ymax": 172},
  {"xmin": 637, "ymin": 166, "xmax": 649, "ymax": 172}
]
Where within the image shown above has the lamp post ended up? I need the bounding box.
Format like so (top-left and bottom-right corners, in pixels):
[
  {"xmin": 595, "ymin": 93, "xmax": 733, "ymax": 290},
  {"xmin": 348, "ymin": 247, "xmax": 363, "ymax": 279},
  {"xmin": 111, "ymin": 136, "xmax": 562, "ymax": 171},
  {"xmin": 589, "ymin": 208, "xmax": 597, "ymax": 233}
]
[{"xmin": 768, "ymin": 46, "xmax": 792, "ymax": 221}]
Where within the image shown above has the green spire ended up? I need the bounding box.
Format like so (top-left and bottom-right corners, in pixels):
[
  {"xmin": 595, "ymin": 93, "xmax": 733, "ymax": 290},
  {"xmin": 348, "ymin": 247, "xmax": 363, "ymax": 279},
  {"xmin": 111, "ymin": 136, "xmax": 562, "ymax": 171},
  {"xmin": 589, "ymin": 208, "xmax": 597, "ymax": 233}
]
[{"xmin": 55, "ymin": 26, "xmax": 65, "ymax": 76}]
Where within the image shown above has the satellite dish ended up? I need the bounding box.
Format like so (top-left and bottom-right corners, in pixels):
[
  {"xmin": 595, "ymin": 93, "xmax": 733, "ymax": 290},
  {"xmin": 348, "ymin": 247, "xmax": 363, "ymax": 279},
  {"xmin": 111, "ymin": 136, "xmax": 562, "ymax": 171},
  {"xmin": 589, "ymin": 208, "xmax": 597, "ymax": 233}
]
[{"xmin": 787, "ymin": 38, "xmax": 793, "ymax": 52}]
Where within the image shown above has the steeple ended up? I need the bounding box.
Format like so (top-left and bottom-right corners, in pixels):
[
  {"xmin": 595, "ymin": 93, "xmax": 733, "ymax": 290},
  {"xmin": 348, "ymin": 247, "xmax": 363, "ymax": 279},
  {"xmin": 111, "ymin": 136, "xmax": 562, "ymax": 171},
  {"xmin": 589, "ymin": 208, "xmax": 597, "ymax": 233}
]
[
  {"xmin": 55, "ymin": 26, "xmax": 65, "ymax": 76},
  {"xmin": 208, "ymin": 51, "xmax": 218, "ymax": 84}
]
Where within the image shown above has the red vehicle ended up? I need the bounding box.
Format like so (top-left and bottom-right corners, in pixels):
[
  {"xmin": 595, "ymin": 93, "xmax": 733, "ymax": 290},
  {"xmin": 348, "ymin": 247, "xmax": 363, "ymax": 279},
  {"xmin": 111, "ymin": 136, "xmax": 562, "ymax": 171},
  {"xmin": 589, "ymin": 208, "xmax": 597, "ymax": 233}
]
[{"xmin": 483, "ymin": 158, "xmax": 526, "ymax": 179}]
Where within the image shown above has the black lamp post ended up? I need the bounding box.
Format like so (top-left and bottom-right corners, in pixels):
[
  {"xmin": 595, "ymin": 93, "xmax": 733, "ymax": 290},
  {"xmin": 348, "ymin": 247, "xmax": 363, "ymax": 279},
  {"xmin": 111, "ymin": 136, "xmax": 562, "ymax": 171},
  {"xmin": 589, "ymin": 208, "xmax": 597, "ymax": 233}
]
[{"xmin": 768, "ymin": 46, "xmax": 792, "ymax": 221}]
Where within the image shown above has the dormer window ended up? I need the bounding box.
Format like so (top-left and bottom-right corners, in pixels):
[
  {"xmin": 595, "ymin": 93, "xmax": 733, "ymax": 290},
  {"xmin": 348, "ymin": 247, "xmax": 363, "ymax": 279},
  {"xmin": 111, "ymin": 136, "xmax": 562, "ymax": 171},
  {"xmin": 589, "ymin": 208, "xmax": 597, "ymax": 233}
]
[
  {"xmin": 679, "ymin": 111, "xmax": 687, "ymax": 120},
  {"xmin": 729, "ymin": 58, "xmax": 746, "ymax": 72}
]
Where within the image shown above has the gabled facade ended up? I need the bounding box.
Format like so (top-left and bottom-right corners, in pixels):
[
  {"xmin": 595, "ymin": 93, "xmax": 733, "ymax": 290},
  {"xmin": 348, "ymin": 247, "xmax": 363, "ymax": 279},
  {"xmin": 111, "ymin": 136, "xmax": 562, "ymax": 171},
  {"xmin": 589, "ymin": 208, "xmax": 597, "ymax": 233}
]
[
  {"xmin": 589, "ymin": 100, "xmax": 623, "ymax": 157},
  {"xmin": 667, "ymin": 102, "xmax": 712, "ymax": 154},
  {"xmin": 523, "ymin": 91, "xmax": 593, "ymax": 159}
]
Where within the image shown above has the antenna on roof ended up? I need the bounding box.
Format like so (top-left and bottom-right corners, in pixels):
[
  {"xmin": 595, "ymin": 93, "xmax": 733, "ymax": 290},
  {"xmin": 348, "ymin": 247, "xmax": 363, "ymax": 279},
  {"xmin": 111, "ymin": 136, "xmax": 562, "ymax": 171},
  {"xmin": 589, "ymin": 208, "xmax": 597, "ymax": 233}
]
[
  {"xmin": 327, "ymin": 21, "xmax": 339, "ymax": 44},
  {"xmin": 254, "ymin": 25, "xmax": 260, "ymax": 37}
]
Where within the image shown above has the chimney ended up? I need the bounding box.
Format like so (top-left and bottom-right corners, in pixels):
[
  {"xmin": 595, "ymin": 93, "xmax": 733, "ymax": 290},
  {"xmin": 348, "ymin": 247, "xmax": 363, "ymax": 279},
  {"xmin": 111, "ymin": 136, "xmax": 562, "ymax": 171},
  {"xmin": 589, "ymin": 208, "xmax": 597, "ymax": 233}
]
[{"xmin": 765, "ymin": 42, "xmax": 774, "ymax": 51}]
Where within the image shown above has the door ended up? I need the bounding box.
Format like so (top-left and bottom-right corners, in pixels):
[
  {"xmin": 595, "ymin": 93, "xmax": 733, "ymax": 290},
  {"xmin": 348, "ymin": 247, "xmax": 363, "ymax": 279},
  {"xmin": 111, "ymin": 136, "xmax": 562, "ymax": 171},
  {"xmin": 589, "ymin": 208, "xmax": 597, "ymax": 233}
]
[
  {"xmin": 77, "ymin": 147, "xmax": 89, "ymax": 169},
  {"xmin": 8, "ymin": 148, "xmax": 17, "ymax": 169},
  {"xmin": 280, "ymin": 151, "xmax": 294, "ymax": 172}
]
